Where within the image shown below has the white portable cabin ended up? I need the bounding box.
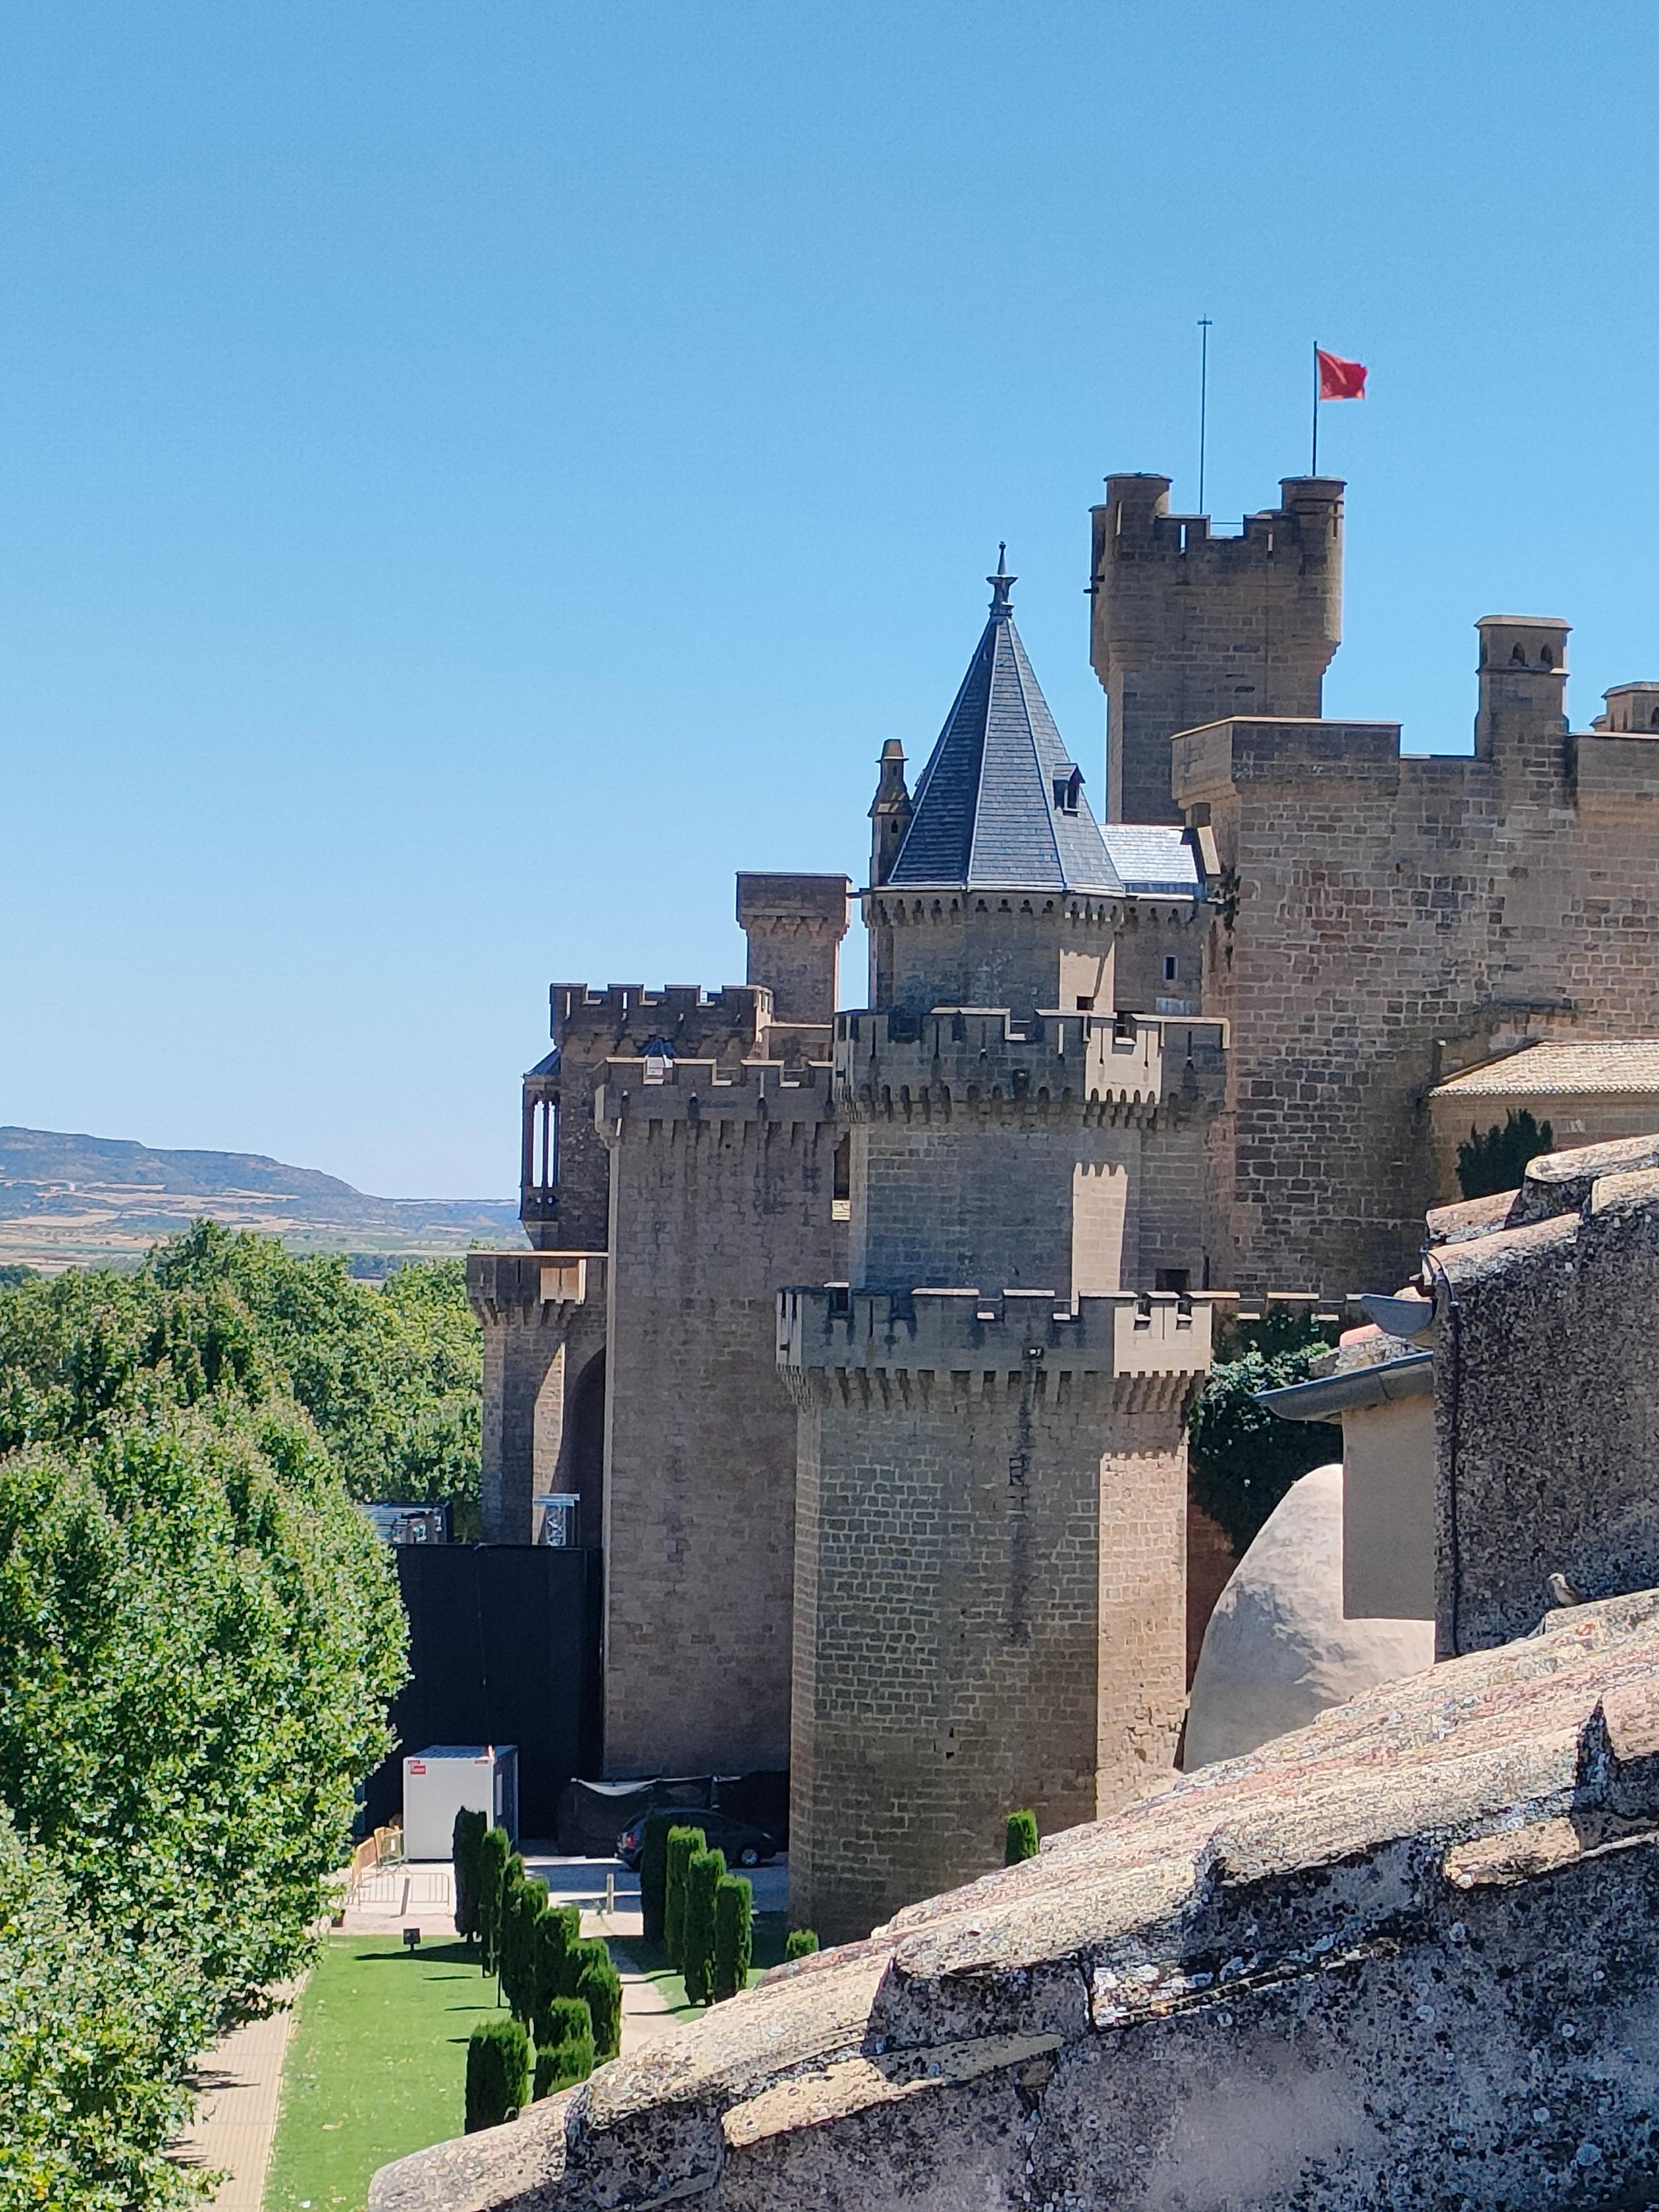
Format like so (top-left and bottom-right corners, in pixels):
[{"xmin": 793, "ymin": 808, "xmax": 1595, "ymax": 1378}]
[{"xmin": 402, "ymin": 1744, "xmax": 518, "ymax": 1861}]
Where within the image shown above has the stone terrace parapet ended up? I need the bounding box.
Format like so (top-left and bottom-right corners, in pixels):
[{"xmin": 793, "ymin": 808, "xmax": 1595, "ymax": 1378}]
[
  {"xmin": 466, "ymin": 1249, "xmax": 608, "ymax": 1320},
  {"xmin": 777, "ymin": 1285, "xmax": 1212, "ymax": 1378},
  {"xmin": 833, "ymin": 1008, "xmax": 1225, "ymax": 1121}
]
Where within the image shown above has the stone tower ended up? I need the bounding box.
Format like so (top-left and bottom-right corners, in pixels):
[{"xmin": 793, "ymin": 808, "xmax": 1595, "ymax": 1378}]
[
  {"xmin": 1090, "ymin": 474, "xmax": 1344, "ymax": 824},
  {"xmin": 784, "ymin": 558, "xmax": 1219, "ymax": 1943}
]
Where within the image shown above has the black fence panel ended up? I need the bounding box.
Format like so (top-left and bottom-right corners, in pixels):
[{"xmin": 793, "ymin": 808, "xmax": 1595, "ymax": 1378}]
[{"xmin": 364, "ymin": 1545, "xmax": 602, "ymax": 1840}]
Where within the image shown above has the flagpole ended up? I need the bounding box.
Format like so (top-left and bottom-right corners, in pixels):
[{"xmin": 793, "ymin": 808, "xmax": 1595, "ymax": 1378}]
[
  {"xmin": 1310, "ymin": 341, "xmax": 1319, "ymax": 476},
  {"xmin": 1197, "ymin": 317, "xmax": 1212, "ymax": 510}
]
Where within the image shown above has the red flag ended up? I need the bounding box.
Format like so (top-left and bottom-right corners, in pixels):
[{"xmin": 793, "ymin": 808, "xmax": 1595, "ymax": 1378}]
[{"xmin": 1317, "ymin": 348, "xmax": 1367, "ymax": 400}]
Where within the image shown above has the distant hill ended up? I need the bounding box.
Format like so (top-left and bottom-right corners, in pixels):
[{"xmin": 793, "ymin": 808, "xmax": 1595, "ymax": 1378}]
[{"xmin": 0, "ymin": 1125, "xmax": 524, "ymax": 1274}]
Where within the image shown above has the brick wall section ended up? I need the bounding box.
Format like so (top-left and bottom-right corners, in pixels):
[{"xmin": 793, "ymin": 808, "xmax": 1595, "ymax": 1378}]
[
  {"xmin": 1172, "ymin": 712, "xmax": 1659, "ymax": 1296},
  {"xmin": 787, "ymin": 1365, "xmax": 1188, "ymax": 1945},
  {"xmin": 1090, "ymin": 475, "xmax": 1343, "ymax": 827},
  {"xmin": 599, "ymin": 1065, "xmax": 843, "ymax": 1777}
]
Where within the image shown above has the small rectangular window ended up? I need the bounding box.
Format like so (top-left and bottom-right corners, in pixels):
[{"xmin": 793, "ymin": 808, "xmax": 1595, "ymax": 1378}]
[
  {"xmin": 1154, "ymin": 1268, "xmax": 1191, "ymax": 1295},
  {"xmin": 1163, "ymin": 955, "xmax": 1178, "ymax": 983}
]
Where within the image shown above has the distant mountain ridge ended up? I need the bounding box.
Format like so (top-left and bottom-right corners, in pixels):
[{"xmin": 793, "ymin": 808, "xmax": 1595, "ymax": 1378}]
[
  {"xmin": 0, "ymin": 1126, "xmax": 362, "ymax": 1201},
  {"xmin": 0, "ymin": 1125, "xmax": 523, "ymax": 1273}
]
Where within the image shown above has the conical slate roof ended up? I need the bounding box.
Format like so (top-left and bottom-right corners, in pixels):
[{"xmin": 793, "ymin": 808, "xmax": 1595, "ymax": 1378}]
[{"xmin": 887, "ymin": 555, "xmax": 1122, "ymax": 895}]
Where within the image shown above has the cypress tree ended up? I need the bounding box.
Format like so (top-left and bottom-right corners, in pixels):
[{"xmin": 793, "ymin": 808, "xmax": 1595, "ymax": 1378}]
[
  {"xmin": 639, "ymin": 1808, "xmax": 675, "ymax": 1947},
  {"xmin": 452, "ymin": 1805, "xmax": 487, "ymax": 1943},
  {"xmin": 475, "ymin": 1825, "xmax": 510, "ymax": 1976},
  {"xmin": 1004, "ymin": 1810, "xmax": 1040, "ymax": 1865},
  {"xmin": 562, "ymin": 1934, "xmax": 610, "ymax": 2002},
  {"xmin": 711, "ymin": 1873, "xmax": 752, "ymax": 2002},
  {"xmin": 532, "ymin": 1996, "xmax": 596, "ymax": 2098},
  {"xmin": 575, "ymin": 1952, "xmax": 624, "ymax": 2061},
  {"xmin": 663, "ymin": 1825, "xmax": 704, "ymax": 1969},
  {"xmin": 532, "ymin": 1903, "xmax": 580, "ymax": 2045},
  {"xmin": 682, "ymin": 1847, "xmax": 725, "ymax": 2006},
  {"xmin": 465, "ymin": 2015, "xmax": 529, "ymax": 2132},
  {"xmin": 502, "ymin": 1875, "xmax": 548, "ymax": 2025},
  {"xmin": 784, "ymin": 1928, "xmax": 819, "ymax": 1961}
]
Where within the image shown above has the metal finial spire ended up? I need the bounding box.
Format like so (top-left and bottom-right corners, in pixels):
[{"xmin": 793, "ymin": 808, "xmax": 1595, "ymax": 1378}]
[{"xmin": 987, "ymin": 542, "xmax": 1015, "ymax": 618}]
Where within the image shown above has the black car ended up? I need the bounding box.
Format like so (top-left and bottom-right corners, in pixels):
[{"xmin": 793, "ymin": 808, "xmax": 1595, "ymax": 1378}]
[{"xmin": 616, "ymin": 1808, "xmax": 778, "ymax": 1870}]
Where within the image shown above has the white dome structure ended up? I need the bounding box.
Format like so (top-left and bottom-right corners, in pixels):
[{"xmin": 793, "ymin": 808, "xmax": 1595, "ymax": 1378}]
[{"xmin": 1183, "ymin": 1463, "xmax": 1435, "ymax": 1770}]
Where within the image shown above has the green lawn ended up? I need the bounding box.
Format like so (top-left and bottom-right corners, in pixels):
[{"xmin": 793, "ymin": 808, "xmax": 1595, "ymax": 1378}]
[
  {"xmin": 265, "ymin": 1937, "xmax": 500, "ymax": 2212},
  {"xmin": 609, "ymin": 1910, "xmax": 789, "ymax": 2020}
]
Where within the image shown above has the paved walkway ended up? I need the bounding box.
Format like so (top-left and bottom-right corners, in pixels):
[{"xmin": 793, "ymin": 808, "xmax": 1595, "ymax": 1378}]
[{"xmin": 172, "ymin": 1992, "xmax": 301, "ymax": 2212}]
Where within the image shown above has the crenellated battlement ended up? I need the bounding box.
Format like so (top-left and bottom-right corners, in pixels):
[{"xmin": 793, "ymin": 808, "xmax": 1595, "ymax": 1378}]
[
  {"xmin": 594, "ymin": 1053, "xmax": 838, "ymax": 1135},
  {"xmin": 551, "ymin": 982, "xmax": 771, "ymax": 1058},
  {"xmin": 832, "ymin": 1006, "xmax": 1225, "ymax": 1122},
  {"xmin": 777, "ymin": 1283, "xmax": 1212, "ymax": 1379},
  {"xmin": 1090, "ymin": 473, "xmax": 1344, "ymax": 826}
]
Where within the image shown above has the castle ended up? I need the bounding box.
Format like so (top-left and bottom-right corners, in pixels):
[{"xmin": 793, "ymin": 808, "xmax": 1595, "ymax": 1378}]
[{"xmin": 468, "ymin": 469, "xmax": 1659, "ymax": 1943}]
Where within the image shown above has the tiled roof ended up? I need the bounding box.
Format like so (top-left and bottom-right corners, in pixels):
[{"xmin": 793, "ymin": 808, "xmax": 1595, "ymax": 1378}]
[
  {"xmin": 1432, "ymin": 1041, "xmax": 1659, "ymax": 1097},
  {"xmin": 1100, "ymin": 825, "xmax": 1200, "ymax": 897},
  {"xmin": 887, "ymin": 564, "xmax": 1123, "ymax": 896}
]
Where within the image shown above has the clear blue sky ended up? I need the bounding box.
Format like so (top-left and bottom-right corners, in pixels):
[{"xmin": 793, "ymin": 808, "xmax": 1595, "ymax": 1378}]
[{"xmin": 4, "ymin": 2, "xmax": 1658, "ymax": 1197}]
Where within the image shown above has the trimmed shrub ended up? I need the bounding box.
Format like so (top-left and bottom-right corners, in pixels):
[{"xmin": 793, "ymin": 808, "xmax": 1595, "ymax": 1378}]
[
  {"xmin": 1457, "ymin": 1107, "xmax": 1554, "ymax": 1201},
  {"xmin": 784, "ymin": 1928, "xmax": 819, "ymax": 1961},
  {"xmin": 561, "ymin": 1934, "xmax": 611, "ymax": 2001},
  {"xmin": 532, "ymin": 1995, "xmax": 595, "ymax": 2098},
  {"xmin": 465, "ymin": 2015, "xmax": 529, "ymax": 2132},
  {"xmin": 532, "ymin": 1904, "xmax": 580, "ymax": 2043},
  {"xmin": 502, "ymin": 1874, "xmax": 548, "ymax": 2025},
  {"xmin": 575, "ymin": 1952, "xmax": 624, "ymax": 2062},
  {"xmin": 639, "ymin": 1808, "xmax": 675, "ymax": 1947},
  {"xmin": 1004, "ymin": 1810, "xmax": 1039, "ymax": 1865},
  {"xmin": 711, "ymin": 1874, "xmax": 752, "ymax": 2002},
  {"xmin": 452, "ymin": 1806, "xmax": 487, "ymax": 1943},
  {"xmin": 683, "ymin": 1847, "xmax": 726, "ymax": 2006},
  {"xmin": 664, "ymin": 1824, "xmax": 705, "ymax": 1968},
  {"xmin": 475, "ymin": 1826, "xmax": 510, "ymax": 1975}
]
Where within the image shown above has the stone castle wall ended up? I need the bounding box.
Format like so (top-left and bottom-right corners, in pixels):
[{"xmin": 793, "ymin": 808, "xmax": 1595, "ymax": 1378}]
[
  {"xmin": 782, "ymin": 1289, "xmax": 1199, "ymax": 1942},
  {"xmin": 1173, "ymin": 714, "xmax": 1659, "ymax": 1295},
  {"xmin": 1090, "ymin": 475, "xmax": 1343, "ymax": 827},
  {"xmin": 597, "ymin": 1058, "xmax": 843, "ymax": 1776}
]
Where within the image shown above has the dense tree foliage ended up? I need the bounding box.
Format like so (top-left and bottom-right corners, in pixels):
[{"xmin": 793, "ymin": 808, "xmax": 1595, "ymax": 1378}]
[
  {"xmin": 1187, "ymin": 1310, "xmax": 1339, "ymax": 1555},
  {"xmin": 0, "ymin": 1222, "xmax": 482, "ymax": 1525},
  {"xmin": 0, "ymin": 1809, "xmax": 202, "ymax": 2211},
  {"xmin": 1456, "ymin": 1108, "xmax": 1554, "ymax": 1201},
  {"xmin": 0, "ymin": 1224, "xmax": 438, "ymax": 2210}
]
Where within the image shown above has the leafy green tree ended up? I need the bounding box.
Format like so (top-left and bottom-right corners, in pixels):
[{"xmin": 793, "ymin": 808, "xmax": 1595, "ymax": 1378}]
[
  {"xmin": 784, "ymin": 1928, "xmax": 819, "ymax": 1961},
  {"xmin": 683, "ymin": 1847, "xmax": 726, "ymax": 2006},
  {"xmin": 1186, "ymin": 1310, "xmax": 1338, "ymax": 1555},
  {"xmin": 1457, "ymin": 1108, "xmax": 1554, "ymax": 1201},
  {"xmin": 1004, "ymin": 1810, "xmax": 1039, "ymax": 1865},
  {"xmin": 0, "ymin": 1408, "xmax": 404, "ymax": 2016},
  {"xmin": 711, "ymin": 1874, "xmax": 752, "ymax": 2002},
  {"xmin": 0, "ymin": 1223, "xmax": 483, "ymax": 1528},
  {"xmin": 0, "ymin": 1808, "xmax": 206, "ymax": 2211}
]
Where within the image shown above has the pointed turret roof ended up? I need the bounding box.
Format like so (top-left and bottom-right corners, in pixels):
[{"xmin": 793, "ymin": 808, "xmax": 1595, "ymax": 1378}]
[{"xmin": 886, "ymin": 552, "xmax": 1122, "ymax": 895}]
